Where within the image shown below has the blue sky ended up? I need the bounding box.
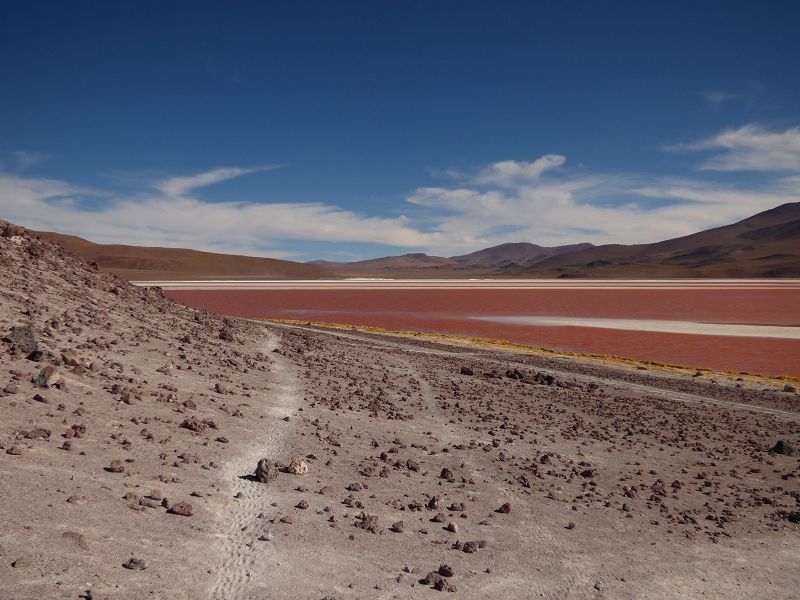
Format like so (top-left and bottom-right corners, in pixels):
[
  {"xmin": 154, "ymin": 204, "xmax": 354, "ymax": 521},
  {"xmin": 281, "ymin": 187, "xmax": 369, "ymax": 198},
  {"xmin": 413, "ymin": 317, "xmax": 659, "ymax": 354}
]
[{"xmin": 1, "ymin": 1, "xmax": 799, "ymax": 260}]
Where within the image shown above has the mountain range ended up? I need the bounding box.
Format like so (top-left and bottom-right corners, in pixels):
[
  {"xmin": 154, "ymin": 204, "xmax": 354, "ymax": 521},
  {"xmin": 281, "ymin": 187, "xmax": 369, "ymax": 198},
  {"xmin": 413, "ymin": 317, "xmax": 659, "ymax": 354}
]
[{"xmin": 34, "ymin": 202, "xmax": 800, "ymax": 279}]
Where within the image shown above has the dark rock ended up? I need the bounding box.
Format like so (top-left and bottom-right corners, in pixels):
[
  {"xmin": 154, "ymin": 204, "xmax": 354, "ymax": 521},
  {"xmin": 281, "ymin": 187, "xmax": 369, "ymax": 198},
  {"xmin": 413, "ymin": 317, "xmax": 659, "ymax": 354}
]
[
  {"xmin": 5, "ymin": 326, "xmax": 38, "ymax": 354},
  {"xmin": 122, "ymin": 557, "xmax": 146, "ymax": 570},
  {"xmin": 255, "ymin": 458, "xmax": 280, "ymax": 483},
  {"xmin": 420, "ymin": 572, "xmax": 444, "ymax": 586},
  {"xmin": 33, "ymin": 366, "xmax": 57, "ymax": 388},
  {"xmin": 434, "ymin": 579, "xmax": 457, "ymax": 592},
  {"xmin": 438, "ymin": 564, "xmax": 454, "ymax": 577},
  {"xmin": 354, "ymin": 512, "xmax": 379, "ymax": 533},
  {"xmin": 459, "ymin": 366, "xmax": 474, "ymax": 376},
  {"xmin": 771, "ymin": 440, "xmax": 800, "ymax": 457},
  {"xmin": 496, "ymin": 502, "xmax": 512, "ymax": 514}
]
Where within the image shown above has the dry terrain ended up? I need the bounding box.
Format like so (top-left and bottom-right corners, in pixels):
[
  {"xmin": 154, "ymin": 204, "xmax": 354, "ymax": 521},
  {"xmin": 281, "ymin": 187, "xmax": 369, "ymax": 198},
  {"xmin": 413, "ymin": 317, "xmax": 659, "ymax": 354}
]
[
  {"xmin": 1, "ymin": 221, "xmax": 799, "ymax": 599},
  {"xmin": 35, "ymin": 231, "xmax": 331, "ymax": 281}
]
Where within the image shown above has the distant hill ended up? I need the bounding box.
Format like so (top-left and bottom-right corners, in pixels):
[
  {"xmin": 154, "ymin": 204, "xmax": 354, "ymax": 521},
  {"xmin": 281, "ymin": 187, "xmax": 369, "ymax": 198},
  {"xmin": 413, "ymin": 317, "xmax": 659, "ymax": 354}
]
[
  {"xmin": 33, "ymin": 202, "xmax": 800, "ymax": 279},
  {"xmin": 522, "ymin": 202, "xmax": 800, "ymax": 278},
  {"xmin": 314, "ymin": 203, "xmax": 800, "ymax": 278},
  {"xmin": 35, "ymin": 231, "xmax": 332, "ymax": 280},
  {"xmin": 451, "ymin": 242, "xmax": 595, "ymax": 268},
  {"xmin": 315, "ymin": 242, "xmax": 597, "ymax": 277}
]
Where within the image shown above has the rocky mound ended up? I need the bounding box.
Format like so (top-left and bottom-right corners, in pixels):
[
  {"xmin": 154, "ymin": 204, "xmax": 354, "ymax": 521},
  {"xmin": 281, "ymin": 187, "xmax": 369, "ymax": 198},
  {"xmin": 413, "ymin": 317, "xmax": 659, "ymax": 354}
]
[{"xmin": 0, "ymin": 220, "xmax": 277, "ymax": 598}]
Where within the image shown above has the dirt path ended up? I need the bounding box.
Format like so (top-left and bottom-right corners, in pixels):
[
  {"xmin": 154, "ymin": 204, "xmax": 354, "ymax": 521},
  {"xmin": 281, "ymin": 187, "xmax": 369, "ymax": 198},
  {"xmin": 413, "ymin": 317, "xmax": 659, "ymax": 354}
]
[{"xmin": 211, "ymin": 331, "xmax": 301, "ymax": 598}]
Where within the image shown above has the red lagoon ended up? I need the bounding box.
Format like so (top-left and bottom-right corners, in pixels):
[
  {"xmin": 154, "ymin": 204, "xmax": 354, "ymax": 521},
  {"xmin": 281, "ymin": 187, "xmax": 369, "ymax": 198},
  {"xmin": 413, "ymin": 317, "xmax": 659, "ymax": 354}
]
[{"xmin": 166, "ymin": 288, "xmax": 800, "ymax": 378}]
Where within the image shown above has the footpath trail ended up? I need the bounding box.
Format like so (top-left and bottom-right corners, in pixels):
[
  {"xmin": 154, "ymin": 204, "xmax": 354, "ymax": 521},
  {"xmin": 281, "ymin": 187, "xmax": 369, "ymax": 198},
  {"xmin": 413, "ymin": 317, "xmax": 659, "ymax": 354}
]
[{"xmin": 212, "ymin": 331, "xmax": 301, "ymax": 598}]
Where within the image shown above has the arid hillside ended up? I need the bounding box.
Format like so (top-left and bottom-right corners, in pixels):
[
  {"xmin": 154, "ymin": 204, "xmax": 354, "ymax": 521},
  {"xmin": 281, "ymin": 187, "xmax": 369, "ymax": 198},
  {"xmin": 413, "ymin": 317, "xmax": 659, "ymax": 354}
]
[
  {"xmin": 524, "ymin": 201, "xmax": 800, "ymax": 278},
  {"xmin": 0, "ymin": 220, "xmax": 284, "ymax": 598},
  {"xmin": 36, "ymin": 231, "xmax": 331, "ymax": 280}
]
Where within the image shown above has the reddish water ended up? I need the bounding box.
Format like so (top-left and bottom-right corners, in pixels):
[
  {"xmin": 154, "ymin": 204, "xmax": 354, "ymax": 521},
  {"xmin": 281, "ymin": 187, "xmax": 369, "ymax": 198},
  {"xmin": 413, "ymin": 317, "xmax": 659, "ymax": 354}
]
[{"xmin": 167, "ymin": 289, "xmax": 800, "ymax": 377}]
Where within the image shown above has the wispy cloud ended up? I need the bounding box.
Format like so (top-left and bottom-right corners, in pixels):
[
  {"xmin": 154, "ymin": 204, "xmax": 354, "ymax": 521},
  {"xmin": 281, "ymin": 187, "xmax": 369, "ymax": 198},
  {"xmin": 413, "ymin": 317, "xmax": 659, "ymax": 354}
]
[
  {"xmin": 667, "ymin": 124, "xmax": 800, "ymax": 172},
  {"xmin": 472, "ymin": 154, "xmax": 566, "ymax": 186},
  {"xmin": 698, "ymin": 90, "xmax": 739, "ymax": 110},
  {"xmin": 10, "ymin": 151, "xmax": 53, "ymax": 171},
  {"xmin": 156, "ymin": 165, "xmax": 279, "ymax": 197},
  {"xmin": 0, "ymin": 167, "xmax": 437, "ymax": 258}
]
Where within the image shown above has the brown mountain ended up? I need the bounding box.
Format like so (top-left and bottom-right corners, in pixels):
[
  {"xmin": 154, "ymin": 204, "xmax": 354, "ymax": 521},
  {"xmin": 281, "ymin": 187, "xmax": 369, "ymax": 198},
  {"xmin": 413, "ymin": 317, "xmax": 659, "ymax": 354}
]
[
  {"xmin": 31, "ymin": 202, "xmax": 800, "ymax": 279},
  {"xmin": 313, "ymin": 203, "xmax": 800, "ymax": 278},
  {"xmin": 451, "ymin": 242, "xmax": 595, "ymax": 268},
  {"xmin": 35, "ymin": 231, "xmax": 331, "ymax": 280},
  {"xmin": 523, "ymin": 202, "xmax": 800, "ymax": 278},
  {"xmin": 314, "ymin": 243, "xmax": 595, "ymax": 277}
]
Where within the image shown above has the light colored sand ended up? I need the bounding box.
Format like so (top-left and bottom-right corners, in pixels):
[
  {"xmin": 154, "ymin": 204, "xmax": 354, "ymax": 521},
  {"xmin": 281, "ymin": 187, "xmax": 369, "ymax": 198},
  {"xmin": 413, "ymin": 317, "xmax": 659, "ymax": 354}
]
[{"xmin": 471, "ymin": 315, "xmax": 800, "ymax": 339}]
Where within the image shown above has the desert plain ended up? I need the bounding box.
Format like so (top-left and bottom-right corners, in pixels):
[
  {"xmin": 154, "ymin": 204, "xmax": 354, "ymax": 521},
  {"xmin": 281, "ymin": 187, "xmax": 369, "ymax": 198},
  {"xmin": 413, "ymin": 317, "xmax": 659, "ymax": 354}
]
[{"xmin": 1, "ymin": 221, "xmax": 799, "ymax": 600}]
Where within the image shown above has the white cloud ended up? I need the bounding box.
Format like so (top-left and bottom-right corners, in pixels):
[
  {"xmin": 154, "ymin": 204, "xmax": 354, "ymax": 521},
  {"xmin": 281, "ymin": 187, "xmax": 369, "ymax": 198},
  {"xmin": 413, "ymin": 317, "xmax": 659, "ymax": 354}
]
[
  {"xmin": 473, "ymin": 154, "xmax": 566, "ymax": 186},
  {"xmin": 156, "ymin": 165, "xmax": 278, "ymax": 197},
  {"xmin": 0, "ymin": 168, "xmax": 438, "ymax": 258},
  {"xmin": 668, "ymin": 124, "xmax": 800, "ymax": 172},
  {"xmin": 1, "ymin": 125, "xmax": 798, "ymax": 260}
]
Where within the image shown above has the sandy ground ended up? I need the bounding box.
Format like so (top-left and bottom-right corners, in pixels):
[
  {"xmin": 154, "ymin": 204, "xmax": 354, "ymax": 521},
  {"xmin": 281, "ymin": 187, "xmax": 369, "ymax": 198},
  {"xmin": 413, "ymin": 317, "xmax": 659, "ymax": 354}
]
[{"xmin": 2, "ymin": 221, "xmax": 800, "ymax": 599}]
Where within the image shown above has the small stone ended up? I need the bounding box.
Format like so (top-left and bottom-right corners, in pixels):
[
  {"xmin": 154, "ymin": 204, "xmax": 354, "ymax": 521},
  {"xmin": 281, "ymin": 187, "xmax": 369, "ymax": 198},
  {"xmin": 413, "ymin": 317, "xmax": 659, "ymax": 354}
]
[
  {"xmin": 771, "ymin": 440, "xmax": 800, "ymax": 457},
  {"xmin": 434, "ymin": 579, "xmax": 457, "ymax": 592},
  {"xmin": 497, "ymin": 502, "xmax": 511, "ymax": 514},
  {"xmin": 438, "ymin": 564, "xmax": 454, "ymax": 577},
  {"xmin": 296, "ymin": 500, "xmax": 309, "ymax": 510},
  {"xmin": 106, "ymin": 460, "xmax": 125, "ymax": 473},
  {"xmin": 287, "ymin": 457, "xmax": 309, "ymax": 475},
  {"xmin": 445, "ymin": 522, "xmax": 459, "ymax": 533},
  {"xmin": 168, "ymin": 502, "xmax": 194, "ymax": 517},
  {"xmin": 390, "ymin": 521, "xmax": 404, "ymax": 533},
  {"xmin": 123, "ymin": 557, "xmax": 147, "ymax": 570}
]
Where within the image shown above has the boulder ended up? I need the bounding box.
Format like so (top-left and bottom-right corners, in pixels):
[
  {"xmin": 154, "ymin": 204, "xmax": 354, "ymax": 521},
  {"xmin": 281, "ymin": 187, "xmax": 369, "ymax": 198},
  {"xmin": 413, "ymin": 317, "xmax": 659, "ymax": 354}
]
[
  {"xmin": 771, "ymin": 440, "xmax": 800, "ymax": 457},
  {"xmin": 287, "ymin": 457, "xmax": 309, "ymax": 475},
  {"xmin": 254, "ymin": 458, "xmax": 280, "ymax": 483},
  {"xmin": 5, "ymin": 326, "xmax": 38, "ymax": 354}
]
